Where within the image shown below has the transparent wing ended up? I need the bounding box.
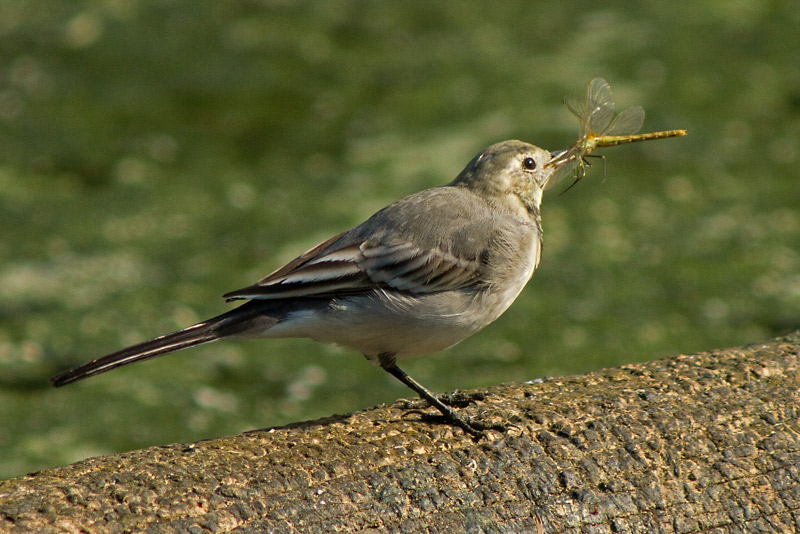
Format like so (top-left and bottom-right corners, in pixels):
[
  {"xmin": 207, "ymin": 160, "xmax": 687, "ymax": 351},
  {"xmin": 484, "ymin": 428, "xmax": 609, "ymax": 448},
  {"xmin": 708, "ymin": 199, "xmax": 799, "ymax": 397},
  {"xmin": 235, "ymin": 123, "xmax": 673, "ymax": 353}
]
[
  {"xmin": 587, "ymin": 78, "xmax": 612, "ymax": 111},
  {"xmin": 564, "ymin": 94, "xmax": 587, "ymax": 122},
  {"xmin": 604, "ymin": 105, "xmax": 645, "ymax": 136},
  {"xmin": 566, "ymin": 77, "xmax": 615, "ymax": 139},
  {"xmin": 584, "ymin": 78, "xmax": 614, "ymax": 133},
  {"xmin": 586, "ymin": 101, "xmax": 615, "ymax": 136}
]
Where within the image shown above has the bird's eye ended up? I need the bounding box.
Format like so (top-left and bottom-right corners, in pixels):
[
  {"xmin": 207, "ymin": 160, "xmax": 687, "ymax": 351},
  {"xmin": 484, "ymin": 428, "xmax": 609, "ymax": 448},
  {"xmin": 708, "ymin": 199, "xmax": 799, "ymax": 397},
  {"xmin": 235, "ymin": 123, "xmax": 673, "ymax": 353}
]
[{"xmin": 522, "ymin": 157, "xmax": 537, "ymax": 170}]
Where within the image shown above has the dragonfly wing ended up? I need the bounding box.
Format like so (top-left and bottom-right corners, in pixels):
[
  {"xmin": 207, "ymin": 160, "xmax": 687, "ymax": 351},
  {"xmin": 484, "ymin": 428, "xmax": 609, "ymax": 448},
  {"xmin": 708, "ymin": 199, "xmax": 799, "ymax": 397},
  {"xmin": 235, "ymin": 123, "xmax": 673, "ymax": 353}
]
[
  {"xmin": 586, "ymin": 78, "xmax": 618, "ymax": 134},
  {"xmin": 587, "ymin": 78, "xmax": 612, "ymax": 111},
  {"xmin": 566, "ymin": 78, "xmax": 614, "ymax": 138},
  {"xmin": 605, "ymin": 105, "xmax": 645, "ymax": 136},
  {"xmin": 588, "ymin": 101, "xmax": 615, "ymax": 135},
  {"xmin": 564, "ymin": 94, "xmax": 586, "ymax": 122}
]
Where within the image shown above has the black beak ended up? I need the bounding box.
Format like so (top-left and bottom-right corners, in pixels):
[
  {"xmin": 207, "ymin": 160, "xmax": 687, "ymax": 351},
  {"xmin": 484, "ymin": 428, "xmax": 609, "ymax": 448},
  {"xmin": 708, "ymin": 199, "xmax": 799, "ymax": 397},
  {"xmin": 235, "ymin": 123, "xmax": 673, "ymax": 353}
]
[{"xmin": 545, "ymin": 148, "xmax": 570, "ymax": 169}]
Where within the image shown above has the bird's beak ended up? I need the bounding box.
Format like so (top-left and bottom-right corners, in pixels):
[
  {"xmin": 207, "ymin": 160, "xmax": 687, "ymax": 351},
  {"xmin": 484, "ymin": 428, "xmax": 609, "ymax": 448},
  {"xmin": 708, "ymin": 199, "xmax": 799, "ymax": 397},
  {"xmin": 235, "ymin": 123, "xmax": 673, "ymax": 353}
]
[
  {"xmin": 542, "ymin": 148, "xmax": 573, "ymax": 190},
  {"xmin": 545, "ymin": 149, "xmax": 569, "ymax": 168}
]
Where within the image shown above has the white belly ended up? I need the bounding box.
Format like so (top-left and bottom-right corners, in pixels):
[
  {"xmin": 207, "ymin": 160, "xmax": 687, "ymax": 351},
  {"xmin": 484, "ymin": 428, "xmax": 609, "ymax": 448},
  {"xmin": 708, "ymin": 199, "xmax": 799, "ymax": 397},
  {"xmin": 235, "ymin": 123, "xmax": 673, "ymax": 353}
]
[
  {"xmin": 262, "ymin": 222, "xmax": 542, "ymax": 360},
  {"xmin": 264, "ymin": 258, "xmax": 535, "ymax": 361}
]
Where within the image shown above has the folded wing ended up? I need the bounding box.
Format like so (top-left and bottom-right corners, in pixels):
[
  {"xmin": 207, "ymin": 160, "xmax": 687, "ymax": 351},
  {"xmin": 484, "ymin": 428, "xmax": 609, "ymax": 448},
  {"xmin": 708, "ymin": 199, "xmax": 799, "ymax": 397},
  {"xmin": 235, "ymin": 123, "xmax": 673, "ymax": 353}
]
[{"xmin": 223, "ymin": 234, "xmax": 483, "ymax": 301}]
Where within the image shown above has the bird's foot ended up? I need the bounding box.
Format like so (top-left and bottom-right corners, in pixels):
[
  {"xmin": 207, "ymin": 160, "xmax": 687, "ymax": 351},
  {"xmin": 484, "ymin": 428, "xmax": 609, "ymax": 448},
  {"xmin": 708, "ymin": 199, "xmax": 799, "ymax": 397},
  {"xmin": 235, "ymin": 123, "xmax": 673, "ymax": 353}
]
[
  {"xmin": 438, "ymin": 390, "xmax": 487, "ymax": 408},
  {"xmin": 419, "ymin": 407, "xmax": 487, "ymax": 440}
]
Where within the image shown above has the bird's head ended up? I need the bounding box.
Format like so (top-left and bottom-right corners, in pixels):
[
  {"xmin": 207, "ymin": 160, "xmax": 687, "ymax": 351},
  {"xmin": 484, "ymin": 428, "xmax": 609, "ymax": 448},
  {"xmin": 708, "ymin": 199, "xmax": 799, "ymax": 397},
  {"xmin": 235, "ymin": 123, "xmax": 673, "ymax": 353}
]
[{"xmin": 451, "ymin": 140, "xmax": 572, "ymax": 217}]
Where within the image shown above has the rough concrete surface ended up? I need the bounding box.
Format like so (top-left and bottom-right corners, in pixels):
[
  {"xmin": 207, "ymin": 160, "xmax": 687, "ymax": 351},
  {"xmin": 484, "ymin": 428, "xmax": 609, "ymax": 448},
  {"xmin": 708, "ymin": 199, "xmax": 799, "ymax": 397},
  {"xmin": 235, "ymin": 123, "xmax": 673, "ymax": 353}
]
[{"xmin": 1, "ymin": 332, "xmax": 799, "ymax": 533}]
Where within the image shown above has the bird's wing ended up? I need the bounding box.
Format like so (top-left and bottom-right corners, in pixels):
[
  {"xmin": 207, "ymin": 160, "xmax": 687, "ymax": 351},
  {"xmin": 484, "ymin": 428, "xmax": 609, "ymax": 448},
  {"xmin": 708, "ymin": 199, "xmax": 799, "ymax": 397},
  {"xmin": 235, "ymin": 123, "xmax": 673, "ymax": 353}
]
[
  {"xmin": 222, "ymin": 236, "xmax": 484, "ymax": 301},
  {"xmin": 223, "ymin": 189, "xmax": 490, "ymax": 301}
]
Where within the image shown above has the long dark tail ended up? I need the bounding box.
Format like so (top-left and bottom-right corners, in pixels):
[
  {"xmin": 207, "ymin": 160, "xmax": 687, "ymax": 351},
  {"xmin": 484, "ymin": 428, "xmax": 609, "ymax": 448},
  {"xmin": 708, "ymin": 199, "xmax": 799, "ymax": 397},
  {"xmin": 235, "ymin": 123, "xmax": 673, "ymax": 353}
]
[{"xmin": 51, "ymin": 301, "xmax": 275, "ymax": 387}]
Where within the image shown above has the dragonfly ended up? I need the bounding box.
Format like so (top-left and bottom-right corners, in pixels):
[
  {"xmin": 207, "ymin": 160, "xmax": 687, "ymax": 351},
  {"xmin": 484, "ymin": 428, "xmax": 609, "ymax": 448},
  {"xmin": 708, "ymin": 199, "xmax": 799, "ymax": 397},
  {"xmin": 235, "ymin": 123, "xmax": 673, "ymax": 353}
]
[{"xmin": 547, "ymin": 77, "xmax": 686, "ymax": 188}]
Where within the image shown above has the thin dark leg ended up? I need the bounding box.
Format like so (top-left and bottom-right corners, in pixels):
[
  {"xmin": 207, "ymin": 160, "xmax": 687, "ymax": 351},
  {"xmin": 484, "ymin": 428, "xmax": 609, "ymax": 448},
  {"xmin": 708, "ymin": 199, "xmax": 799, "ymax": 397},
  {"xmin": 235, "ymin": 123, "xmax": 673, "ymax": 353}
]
[{"xmin": 383, "ymin": 363, "xmax": 484, "ymax": 438}]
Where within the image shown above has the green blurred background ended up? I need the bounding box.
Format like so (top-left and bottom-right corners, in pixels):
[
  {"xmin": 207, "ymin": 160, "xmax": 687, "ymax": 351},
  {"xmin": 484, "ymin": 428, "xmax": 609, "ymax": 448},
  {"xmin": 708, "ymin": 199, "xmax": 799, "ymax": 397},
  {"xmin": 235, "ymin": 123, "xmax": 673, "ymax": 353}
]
[{"xmin": 1, "ymin": 2, "xmax": 798, "ymax": 479}]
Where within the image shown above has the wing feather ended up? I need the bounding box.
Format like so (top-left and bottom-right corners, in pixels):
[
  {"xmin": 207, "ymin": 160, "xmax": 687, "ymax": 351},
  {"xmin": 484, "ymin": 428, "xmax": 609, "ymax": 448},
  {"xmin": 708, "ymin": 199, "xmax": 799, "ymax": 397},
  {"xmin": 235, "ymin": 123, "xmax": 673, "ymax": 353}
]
[
  {"xmin": 224, "ymin": 238, "xmax": 484, "ymax": 301},
  {"xmin": 223, "ymin": 187, "xmax": 495, "ymax": 302}
]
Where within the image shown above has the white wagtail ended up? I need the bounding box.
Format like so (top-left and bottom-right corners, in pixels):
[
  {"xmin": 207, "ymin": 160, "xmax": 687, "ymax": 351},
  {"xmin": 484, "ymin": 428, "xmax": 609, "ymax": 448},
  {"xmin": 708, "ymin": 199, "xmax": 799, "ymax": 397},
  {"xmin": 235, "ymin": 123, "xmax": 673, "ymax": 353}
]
[{"xmin": 52, "ymin": 140, "xmax": 571, "ymax": 436}]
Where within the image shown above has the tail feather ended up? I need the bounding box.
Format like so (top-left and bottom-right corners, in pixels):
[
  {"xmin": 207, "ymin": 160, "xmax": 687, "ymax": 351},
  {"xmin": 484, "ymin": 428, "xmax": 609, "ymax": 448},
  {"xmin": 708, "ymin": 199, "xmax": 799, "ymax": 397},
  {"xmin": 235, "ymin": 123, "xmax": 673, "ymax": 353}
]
[
  {"xmin": 50, "ymin": 322, "xmax": 219, "ymax": 387},
  {"xmin": 50, "ymin": 301, "xmax": 276, "ymax": 387}
]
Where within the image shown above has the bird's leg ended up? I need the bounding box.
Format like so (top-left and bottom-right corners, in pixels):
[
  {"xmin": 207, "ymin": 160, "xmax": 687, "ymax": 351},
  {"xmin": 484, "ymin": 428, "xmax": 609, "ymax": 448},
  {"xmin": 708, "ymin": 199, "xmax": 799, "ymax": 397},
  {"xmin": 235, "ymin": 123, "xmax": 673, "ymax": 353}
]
[{"xmin": 378, "ymin": 353, "xmax": 484, "ymax": 438}]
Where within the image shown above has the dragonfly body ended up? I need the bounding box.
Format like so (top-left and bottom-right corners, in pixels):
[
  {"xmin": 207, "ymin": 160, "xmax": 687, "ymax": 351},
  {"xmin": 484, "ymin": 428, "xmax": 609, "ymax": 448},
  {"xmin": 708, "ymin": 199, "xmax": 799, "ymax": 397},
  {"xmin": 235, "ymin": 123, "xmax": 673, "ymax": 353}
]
[
  {"xmin": 590, "ymin": 129, "xmax": 688, "ymax": 149},
  {"xmin": 548, "ymin": 78, "xmax": 686, "ymax": 186}
]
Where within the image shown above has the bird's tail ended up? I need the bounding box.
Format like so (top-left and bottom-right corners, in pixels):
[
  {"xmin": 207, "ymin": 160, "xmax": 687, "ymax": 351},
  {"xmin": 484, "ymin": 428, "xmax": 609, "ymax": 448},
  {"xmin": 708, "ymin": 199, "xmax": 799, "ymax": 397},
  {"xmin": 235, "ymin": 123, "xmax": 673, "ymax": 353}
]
[{"xmin": 50, "ymin": 301, "xmax": 274, "ymax": 387}]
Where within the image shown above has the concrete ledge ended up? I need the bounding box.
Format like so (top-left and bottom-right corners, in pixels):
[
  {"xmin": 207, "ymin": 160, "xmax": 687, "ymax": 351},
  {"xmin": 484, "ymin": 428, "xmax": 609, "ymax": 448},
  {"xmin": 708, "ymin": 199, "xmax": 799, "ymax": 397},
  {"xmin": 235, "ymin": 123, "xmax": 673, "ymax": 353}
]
[{"xmin": 2, "ymin": 331, "xmax": 799, "ymax": 533}]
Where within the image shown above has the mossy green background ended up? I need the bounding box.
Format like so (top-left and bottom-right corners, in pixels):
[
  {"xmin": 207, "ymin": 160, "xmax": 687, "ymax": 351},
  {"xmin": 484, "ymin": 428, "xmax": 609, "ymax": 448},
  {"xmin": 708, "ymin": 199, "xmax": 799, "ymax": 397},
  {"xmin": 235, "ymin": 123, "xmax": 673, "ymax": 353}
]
[{"xmin": 1, "ymin": 2, "xmax": 798, "ymax": 479}]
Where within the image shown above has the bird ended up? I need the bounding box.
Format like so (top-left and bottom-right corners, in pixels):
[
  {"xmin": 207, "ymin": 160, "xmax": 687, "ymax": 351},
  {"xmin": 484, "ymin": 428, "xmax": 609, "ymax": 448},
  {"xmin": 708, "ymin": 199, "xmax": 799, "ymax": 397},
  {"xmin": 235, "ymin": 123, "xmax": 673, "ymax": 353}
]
[{"xmin": 51, "ymin": 140, "xmax": 570, "ymax": 437}]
